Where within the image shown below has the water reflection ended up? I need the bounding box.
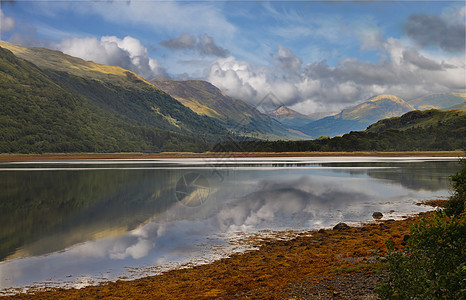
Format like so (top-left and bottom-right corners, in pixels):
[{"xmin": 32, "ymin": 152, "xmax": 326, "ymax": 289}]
[
  {"xmin": 0, "ymin": 169, "xmax": 183, "ymax": 261},
  {"xmin": 0, "ymin": 158, "xmax": 459, "ymax": 292}
]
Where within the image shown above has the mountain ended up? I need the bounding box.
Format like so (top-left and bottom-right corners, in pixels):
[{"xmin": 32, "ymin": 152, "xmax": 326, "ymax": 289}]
[
  {"xmin": 299, "ymin": 95, "xmax": 414, "ymax": 138},
  {"xmin": 151, "ymin": 78, "xmax": 302, "ymax": 139},
  {"xmin": 268, "ymin": 105, "xmax": 315, "ymax": 128},
  {"xmin": 0, "ymin": 41, "xmax": 229, "ymax": 153},
  {"xmin": 408, "ymin": 92, "xmax": 466, "ymax": 110},
  {"xmin": 214, "ymin": 109, "xmax": 466, "ymax": 152}
]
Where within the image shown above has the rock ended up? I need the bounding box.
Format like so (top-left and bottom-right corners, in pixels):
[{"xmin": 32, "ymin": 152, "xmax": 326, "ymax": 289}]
[
  {"xmin": 401, "ymin": 234, "xmax": 410, "ymax": 246},
  {"xmin": 372, "ymin": 212, "xmax": 383, "ymax": 219},
  {"xmin": 333, "ymin": 222, "xmax": 350, "ymax": 231}
]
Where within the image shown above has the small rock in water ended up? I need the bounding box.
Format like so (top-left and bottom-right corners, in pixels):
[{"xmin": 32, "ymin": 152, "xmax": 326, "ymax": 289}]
[
  {"xmin": 333, "ymin": 222, "xmax": 350, "ymax": 231},
  {"xmin": 372, "ymin": 212, "xmax": 383, "ymax": 219}
]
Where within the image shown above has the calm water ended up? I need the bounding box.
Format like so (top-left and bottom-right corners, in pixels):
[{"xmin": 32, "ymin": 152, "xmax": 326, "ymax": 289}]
[{"xmin": 0, "ymin": 157, "xmax": 460, "ymax": 293}]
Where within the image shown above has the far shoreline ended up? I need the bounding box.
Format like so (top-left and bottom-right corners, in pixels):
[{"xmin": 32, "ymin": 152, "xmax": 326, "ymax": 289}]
[{"xmin": 0, "ymin": 151, "xmax": 463, "ymax": 161}]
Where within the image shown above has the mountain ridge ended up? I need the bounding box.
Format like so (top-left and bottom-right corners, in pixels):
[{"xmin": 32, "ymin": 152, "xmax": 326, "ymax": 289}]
[
  {"xmin": 0, "ymin": 42, "xmax": 229, "ymax": 153},
  {"xmin": 151, "ymin": 78, "xmax": 301, "ymax": 139},
  {"xmin": 298, "ymin": 94, "xmax": 414, "ymax": 138}
]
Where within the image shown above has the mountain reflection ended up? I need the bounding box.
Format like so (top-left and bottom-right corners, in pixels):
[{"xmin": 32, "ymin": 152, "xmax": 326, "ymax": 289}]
[
  {"xmin": 0, "ymin": 158, "xmax": 458, "ymax": 292},
  {"xmin": 0, "ymin": 169, "xmax": 181, "ymax": 260},
  {"xmin": 321, "ymin": 161, "xmax": 459, "ymax": 191},
  {"xmin": 366, "ymin": 161, "xmax": 460, "ymax": 191}
]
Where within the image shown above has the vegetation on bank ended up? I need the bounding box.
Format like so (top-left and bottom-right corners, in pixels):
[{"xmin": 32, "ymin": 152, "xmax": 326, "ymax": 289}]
[{"xmin": 377, "ymin": 158, "xmax": 466, "ymax": 299}]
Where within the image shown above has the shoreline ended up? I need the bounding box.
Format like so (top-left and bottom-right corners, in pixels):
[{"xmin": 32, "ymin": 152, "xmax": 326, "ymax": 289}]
[
  {"xmin": 0, "ymin": 151, "xmax": 462, "ymax": 161},
  {"xmin": 2, "ymin": 208, "xmax": 440, "ymax": 299}
]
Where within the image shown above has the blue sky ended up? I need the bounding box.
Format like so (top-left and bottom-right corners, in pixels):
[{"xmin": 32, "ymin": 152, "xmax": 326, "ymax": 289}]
[{"xmin": 1, "ymin": 0, "xmax": 465, "ymax": 113}]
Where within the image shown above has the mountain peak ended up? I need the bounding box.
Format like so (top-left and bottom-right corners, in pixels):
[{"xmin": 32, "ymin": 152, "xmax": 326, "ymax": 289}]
[
  {"xmin": 339, "ymin": 94, "xmax": 414, "ymax": 122},
  {"xmin": 367, "ymin": 94, "xmax": 406, "ymax": 105},
  {"xmin": 273, "ymin": 105, "xmax": 297, "ymax": 116}
]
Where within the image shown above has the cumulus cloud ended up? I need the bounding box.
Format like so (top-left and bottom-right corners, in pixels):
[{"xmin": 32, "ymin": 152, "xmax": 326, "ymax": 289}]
[
  {"xmin": 58, "ymin": 36, "xmax": 168, "ymax": 79},
  {"xmin": 404, "ymin": 14, "xmax": 466, "ymax": 52},
  {"xmin": 277, "ymin": 45, "xmax": 302, "ymax": 74},
  {"xmin": 207, "ymin": 39, "xmax": 466, "ymax": 113},
  {"xmin": 402, "ymin": 49, "xmax": 447, "ymax": 71},
  {"xmin": 161, "ymin": 33, "xmax": 229, "ymax": 57},
  {"xmin": 198, "ymin": 34, "xmax": 229, "ymax": 57},
  {"xmin": 0, "ymin": 9, "xmax": 15, "ymax": 33}
]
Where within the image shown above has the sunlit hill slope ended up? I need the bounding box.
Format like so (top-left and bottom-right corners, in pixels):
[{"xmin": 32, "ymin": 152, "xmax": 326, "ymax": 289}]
[{"xmin": 0, "ymin": 42, "xmax": 229, "ymax": 153}]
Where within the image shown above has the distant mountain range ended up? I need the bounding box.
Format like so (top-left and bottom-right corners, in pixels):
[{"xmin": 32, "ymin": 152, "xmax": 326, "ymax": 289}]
[
  {"xmin": 297, "ymin": 95, "xmax": 414, "ymax": 138},
  {"xmin": 214, "ymin": 109, "xmax": 466, "ymax": 152},
  {"xmin": 0, "ymin": 41, "xmax": 464, "ymax": 153},
  {"xmin": 268, "ymin": 93, "xmax": 465, "ymax": 139},
  {"xmin": 408, "ymin": 93, "xmax": 466, "ymax": 110}
]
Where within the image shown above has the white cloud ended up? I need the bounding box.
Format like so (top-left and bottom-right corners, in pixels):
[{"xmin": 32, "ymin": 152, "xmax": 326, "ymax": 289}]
[
  {"xmin": 460, "ymin": 6, "xmax": 466, "ymax": 19},
  {"xmin": 74, "ymin": 1, "xmax": 235, "ymax": 38},
  {"xmin": 206, "ymin": 38, "xmax": 466, "ymax": 114},
  {"xmin": 404, "ymin": 13, "xmax": 465, "ymax": 52},
  {"xmin": 277, "ymin": 45, "xmax": 302, "ymax": 74},
  {"xmin": 58, "ymin": 36, "xmax": 168, "ymax": 79},
  {"xmin": 0, "ymin": 9, "xmax": 15, "ymax": 33}
]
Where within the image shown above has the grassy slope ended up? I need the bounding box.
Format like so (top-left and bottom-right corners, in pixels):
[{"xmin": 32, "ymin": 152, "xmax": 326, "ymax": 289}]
[
  {"xmin": 0, "ymin": 45, "xmax": 217, "ymax": 153},
  {"xmin": 0, "ymin": 42, "xmax": 235, "ymax": 153},
  {"xmin": 367, "ymin": 109, "xmax": 466, "ymax": 133}
]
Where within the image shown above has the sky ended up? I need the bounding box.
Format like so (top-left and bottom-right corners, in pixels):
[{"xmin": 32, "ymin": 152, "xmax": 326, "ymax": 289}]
[{"xmin": 1, "ymin": 0, "xmax": 465, "ymax": 113}]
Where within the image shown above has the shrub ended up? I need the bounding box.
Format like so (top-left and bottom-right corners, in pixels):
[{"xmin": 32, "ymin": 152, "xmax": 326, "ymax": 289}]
[
  {"xmin": 445, "ymin": 158, "xmax": 466, "ymax": 216},
  {"xmin": 377, "ymin": 212, "xmax": 465, "ymax": 299},
  {"xmin": 377, "ymin": 158, "xmax": 466, "ymax": 299}
]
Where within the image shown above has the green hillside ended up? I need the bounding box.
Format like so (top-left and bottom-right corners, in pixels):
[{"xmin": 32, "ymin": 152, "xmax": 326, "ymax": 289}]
[
  {"xmin": 214, "ymin": 109, "xmax": 466, "ymax": 152},
  {"xmin": 151, "ymin": 78, "xmax": 298, "ymax": 139},
  {"xmin": 367, "ymin": 109, "xmax": 466, "ymax": 133},
  {"xmin": 0, "ymin": 43, "xmax": 228, "ymax": 153}
]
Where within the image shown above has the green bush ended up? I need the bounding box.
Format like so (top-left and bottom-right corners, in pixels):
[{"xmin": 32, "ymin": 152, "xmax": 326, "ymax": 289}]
[
  {"xmin": 377, "ymin": 158, "xmax": 466, "ymax": 299},
  {"xmin": 377, "ymin": 213, "xmax": 465, "ymax": 299},
  {"xmin": 445, "ymin": 158, "xmax": 466, "ymax": 216}
]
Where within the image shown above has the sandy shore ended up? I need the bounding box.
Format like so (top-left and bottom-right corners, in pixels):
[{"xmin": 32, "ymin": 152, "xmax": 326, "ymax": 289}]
[
  {"xmin": 0, "ymin": 151, "xmax": 462, "ymax": 161},
  {"xmin": 2, "ymin": 207, "xmax": 440, "ymax": 299}
]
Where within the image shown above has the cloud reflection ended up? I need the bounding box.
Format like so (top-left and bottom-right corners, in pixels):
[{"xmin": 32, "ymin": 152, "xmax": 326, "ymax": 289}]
[{"xmin": 0, "ymin": 161, "xmax": 454, "ymax": 292}]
